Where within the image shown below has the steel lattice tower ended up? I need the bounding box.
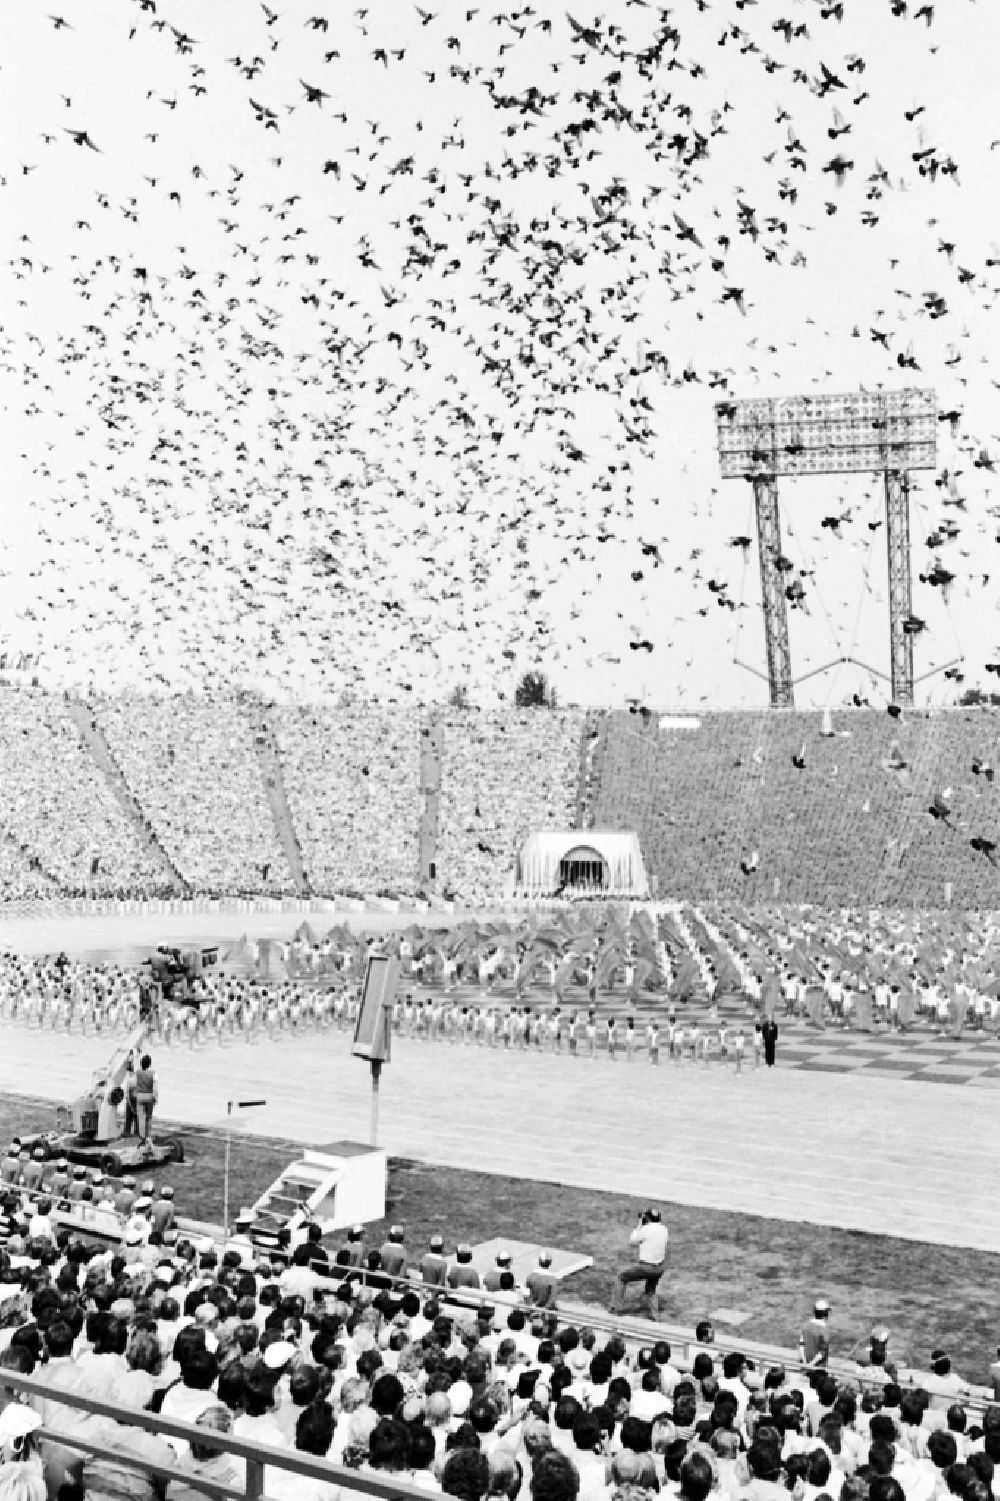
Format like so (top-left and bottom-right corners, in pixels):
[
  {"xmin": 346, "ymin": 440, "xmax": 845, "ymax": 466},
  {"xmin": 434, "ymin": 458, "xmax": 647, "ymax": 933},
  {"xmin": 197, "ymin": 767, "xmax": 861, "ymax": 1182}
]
[
  {"xmin": 753, "ymin": 476, "xmax": 794, "ymax": 708},
  {"xmin": 884, "ymin": 469, "xmax": 915, "ymax": 707},
  {"xmin": 716, "ymin": 389, "xmax": 936, "ymax": 709}
]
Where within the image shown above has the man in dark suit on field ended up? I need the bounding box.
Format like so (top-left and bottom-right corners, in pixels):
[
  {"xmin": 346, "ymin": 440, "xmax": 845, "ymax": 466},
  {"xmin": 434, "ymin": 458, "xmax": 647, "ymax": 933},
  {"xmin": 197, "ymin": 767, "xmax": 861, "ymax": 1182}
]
[{"xmin": 762, "ymin": 1017, "xmax": 779, "ymax": 1067}]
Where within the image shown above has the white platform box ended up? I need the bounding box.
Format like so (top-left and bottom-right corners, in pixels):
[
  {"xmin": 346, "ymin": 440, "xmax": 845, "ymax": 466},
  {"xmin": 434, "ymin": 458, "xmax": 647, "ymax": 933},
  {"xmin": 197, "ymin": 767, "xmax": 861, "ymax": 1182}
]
[{"xmin": 251, "ymin": 1141, "xmax": 386, "ymax": 1239}]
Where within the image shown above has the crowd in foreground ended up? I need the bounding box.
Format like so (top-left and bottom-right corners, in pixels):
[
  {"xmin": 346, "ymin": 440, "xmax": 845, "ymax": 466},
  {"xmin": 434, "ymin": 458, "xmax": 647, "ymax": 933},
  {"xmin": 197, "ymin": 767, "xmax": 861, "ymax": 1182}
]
[{"xmin": 0, "ymin": 1174, "xmax": 997, "ymax": 1501}]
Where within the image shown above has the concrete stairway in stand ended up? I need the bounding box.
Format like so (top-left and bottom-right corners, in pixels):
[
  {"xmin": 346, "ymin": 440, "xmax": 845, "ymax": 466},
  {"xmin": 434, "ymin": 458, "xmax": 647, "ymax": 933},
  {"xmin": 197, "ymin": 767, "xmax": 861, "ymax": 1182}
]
[
  {"xmin": 240, "ymin": 702, "xmax": 309, "ymax": 896},
  {"xmin": 64, "ymin": 698, "xmax": 187, "ymax": 892}
]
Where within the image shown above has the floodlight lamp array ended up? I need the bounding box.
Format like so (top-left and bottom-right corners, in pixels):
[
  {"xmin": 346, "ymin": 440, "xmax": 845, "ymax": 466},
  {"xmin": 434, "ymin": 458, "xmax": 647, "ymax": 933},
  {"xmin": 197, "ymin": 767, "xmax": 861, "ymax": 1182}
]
[{"xmin": 715, "ymin": 388, "xmax": 937, "ymax": 479}]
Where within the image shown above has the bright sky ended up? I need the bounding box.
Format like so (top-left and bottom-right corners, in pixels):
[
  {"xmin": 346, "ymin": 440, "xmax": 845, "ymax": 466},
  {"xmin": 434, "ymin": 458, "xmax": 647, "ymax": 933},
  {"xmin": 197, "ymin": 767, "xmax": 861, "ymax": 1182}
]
[{"xmin": 1, "ymin": 0, "xmax": 998, "ymax": 710}]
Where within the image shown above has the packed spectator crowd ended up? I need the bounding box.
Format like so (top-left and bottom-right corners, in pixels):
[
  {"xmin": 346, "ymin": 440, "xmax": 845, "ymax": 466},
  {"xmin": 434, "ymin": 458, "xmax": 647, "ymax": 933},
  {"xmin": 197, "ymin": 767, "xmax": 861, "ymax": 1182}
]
[
  {"xmin": 0, "ymin": 692, "xmax": 167, "ymax": 901},
  {"xmin": 93, "ymin": 695, "xmax": 293, "ymax": 899},
  {"xmin": 271, "ymin": 705, "xmax": 422, "ymax": 898},
  {"xmin": 589, "ymin": 709, "xmax": 1000, "ymax": 910},
  {"xmin": 0, "ymin": 839, "xmax": 57, "ymax": 907},
  {"xmin": 2, "ymin": 691, "xmax": 1000, "ymax": 911},
  {"xmin": 0, "ymin": 1173, "xmax": 998, "ymax": 1501},
  {"xmin": 436, "ymin": 711, "xmax": 585, "ymax": 905}
]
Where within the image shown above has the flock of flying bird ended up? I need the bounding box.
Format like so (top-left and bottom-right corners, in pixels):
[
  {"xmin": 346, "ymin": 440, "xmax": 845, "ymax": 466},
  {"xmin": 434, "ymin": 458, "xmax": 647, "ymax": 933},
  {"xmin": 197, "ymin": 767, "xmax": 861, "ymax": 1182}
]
[{"xmin": 0, "ymin": 0, "xmax": 998, "ymax": 708}]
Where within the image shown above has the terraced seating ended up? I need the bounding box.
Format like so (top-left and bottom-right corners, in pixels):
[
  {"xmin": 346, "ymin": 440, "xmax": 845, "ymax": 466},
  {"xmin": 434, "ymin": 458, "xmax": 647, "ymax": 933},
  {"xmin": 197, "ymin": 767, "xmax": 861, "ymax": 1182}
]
[
  {"xmin": 590, "ymin": 708, "xmax": 1000, "ymax": 908},
  {"xmin": 272, "ymin": 703, "xmax": 422, "ymax": 895},
  {"xmin": 0, "ymin": 689, "xmax": 167, "ymax": 897},
  {"xmin": 94, "ymin": 693, "xmax": 292, "ymax": 896},
  {"xmin": 437, "ymin": 709, "xmax": 586, "ymax": 902}
]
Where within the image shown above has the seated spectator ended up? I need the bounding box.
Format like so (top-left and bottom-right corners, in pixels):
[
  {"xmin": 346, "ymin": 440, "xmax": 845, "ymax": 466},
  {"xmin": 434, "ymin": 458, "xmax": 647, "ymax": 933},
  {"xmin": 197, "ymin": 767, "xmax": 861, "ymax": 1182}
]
[{"xmin": 166, "ymin": 1406, "xmax": 244, "ymax": 1501}]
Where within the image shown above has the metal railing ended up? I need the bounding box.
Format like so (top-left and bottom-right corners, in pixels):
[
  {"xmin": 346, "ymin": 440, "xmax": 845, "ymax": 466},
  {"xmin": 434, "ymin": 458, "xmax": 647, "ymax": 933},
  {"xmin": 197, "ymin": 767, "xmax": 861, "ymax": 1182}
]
[{"xmin": 2, "ymin": 1369, "xmax": 427, "ymax": 1501}]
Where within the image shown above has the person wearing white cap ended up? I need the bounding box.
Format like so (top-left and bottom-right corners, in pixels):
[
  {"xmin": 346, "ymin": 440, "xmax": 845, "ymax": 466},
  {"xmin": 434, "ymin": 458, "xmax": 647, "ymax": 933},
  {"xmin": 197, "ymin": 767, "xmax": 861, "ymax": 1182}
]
[
  {"xmin": 65, "ymin": 1166, "xmax": 88, "ymax": 1204},
  {"xmin": 447, "ymin": 1244, "xmax": 481, "ymax": 1292},
  {"xmin": 483, "ymin": 1249, "xmax": 512, "ymax": 1294},
  {"xmin": 800, "ymin": 1298, "xmax": 831, "ymax": 1368},
  {"xmin": 378, "ymin": 1225, "xmax": 407, "ymax": 1279},
  {"xmin": 151, "ymin": 1186, "xmax": 175, "ymax": 1237},
  {"xmin": 420, "ymin": 1235, "xmax": 448, "ymax": 1287},
  {"xmin": 123, "ymin": 1202, "xmax": 152, "ymax": 1249},
  {"xmin": 0, "ymin": 1402, "xmax": 45, "ymax": 1501},
  {"xmin": 224, "ymin": 1210, "xmax": 256, "ymax": 1268},
  {"xmin": 114, "ymin": 1176, "xmax": 137, "ymax": 1217},
  {"xmin": 525, "ymin": 1253, "xmax": 559, "ymax": 1311},
  {"xmin": 854, "ymin": 1326, "xmax": 900, "ymax": 1388}
]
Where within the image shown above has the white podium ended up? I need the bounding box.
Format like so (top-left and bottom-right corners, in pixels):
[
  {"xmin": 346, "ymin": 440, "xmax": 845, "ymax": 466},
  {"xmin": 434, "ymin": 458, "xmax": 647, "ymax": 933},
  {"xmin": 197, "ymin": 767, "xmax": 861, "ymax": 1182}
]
[{"xmin": 251, "ymin": 1140, "xmax": 386, "ymax": 1239}]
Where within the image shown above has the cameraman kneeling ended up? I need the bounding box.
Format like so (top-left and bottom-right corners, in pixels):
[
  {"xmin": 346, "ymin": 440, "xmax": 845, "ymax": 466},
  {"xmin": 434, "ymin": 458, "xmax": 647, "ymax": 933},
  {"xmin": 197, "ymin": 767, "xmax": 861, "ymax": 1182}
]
[{"xmin": 610, "ymin": 1208, "xmax": 668, "ymax": 1321}]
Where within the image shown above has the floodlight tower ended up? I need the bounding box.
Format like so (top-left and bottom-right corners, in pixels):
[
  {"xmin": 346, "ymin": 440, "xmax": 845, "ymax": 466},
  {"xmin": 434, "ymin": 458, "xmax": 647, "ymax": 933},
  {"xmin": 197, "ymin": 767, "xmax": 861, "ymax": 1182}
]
[
  {"xmin": 752, "ymin": 475, "xmax": 794, "ymax": 709},
  {"xmin": 884, "ymin": 469, "xmax": 915, "ymax": 706},
  {"xmin": 715, "ymin": 389, "xmax": 936, "ymax": 710}
]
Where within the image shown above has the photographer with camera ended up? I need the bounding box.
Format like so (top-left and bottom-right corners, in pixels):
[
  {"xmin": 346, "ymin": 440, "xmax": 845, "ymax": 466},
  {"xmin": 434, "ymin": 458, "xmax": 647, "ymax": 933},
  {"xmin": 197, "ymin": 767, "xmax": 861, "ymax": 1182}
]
[{"xmin": 609, "ymin": 1206, "xmax": 668, "ymax": 1321}]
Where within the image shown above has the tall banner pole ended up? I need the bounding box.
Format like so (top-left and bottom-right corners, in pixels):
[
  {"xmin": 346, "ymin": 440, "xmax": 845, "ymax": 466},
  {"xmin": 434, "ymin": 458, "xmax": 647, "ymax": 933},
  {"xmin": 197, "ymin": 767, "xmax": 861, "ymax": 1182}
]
[
  {"xmin": 223, "ymin": 1100, "xmax": 233, "ymax": 1238},
  {"xmin": 370, "ymin": 1060, "xmax": 382, "ymax": 1147}
]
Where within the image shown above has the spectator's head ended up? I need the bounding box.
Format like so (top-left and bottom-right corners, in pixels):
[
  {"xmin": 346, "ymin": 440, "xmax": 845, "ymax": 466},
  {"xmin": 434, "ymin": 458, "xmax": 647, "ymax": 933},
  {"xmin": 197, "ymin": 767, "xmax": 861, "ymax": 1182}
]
[
  {"xmin": 126, "ymin": 1330, "xmax": 162, "ymax": 1375},
  {"xmin": 92, "ymin": 1314, "xmax": 128, "ymax": 1356},
  {"xmin": 409, "ymin": 1425, "xmax": 437, "ymax": 1475},
  {"xmin": 870, "ymin": 1480, "xmax": 905, "ymax": 1501},
  {"xmin": 442, "ymin": 1449, "xmax": 491, "ymax": 1501},
  {"xmin": 898, "ymin": 1393, "xmax": 925, "ymax": 1429},
  {"xmin": 243, "ymin": 1364, "xmax": 277, "ymax": 1417},
  {"xmin": 295, "ymin": 1399, "xmax": 335, "ymax": 1456},
  {"xmin": 530, "ymin": 1450, "xmax": 580, "ymax": 1501},
  {"xmin": 928, "ymin": 1432, "xmax": 959, "ymax": 1472},
  {"xmin": 679, "ymin": 1451, "xmax": 715, "ymax": 1501},
  {"xmin": 181, "ymin": 1344, "xmax": 218, "ymax": 1391},
  {"xmin": 289, "ymin": 1364, "xmax": 321, "ymax": 1409},
  {"xmin": 489, "ymin": 1449, "xmax": 522, "ymax": 1500},
  {"xmin": 868, "ymin": 1442, "xmax": 896, "ymax": 1477},
  {"xmin": 712, "ymin": 1430, "xmax": 739, "ymax": 1461},
  {"xmin": 620, "ymin": 1417, "xmax": 652, "ymax": 1455},
  {"xmin": 554, "ymin": 1397, "xmax": 582, "ymax": 1434},
  {"xmin": 673, "ymin": 1391, "xmax": 697, "ymax": 1430},
  {"xmin": 572, "ymin": 1411, "xmax": 603, "ymax": 1455},
  {"xmin": 425, "ymin": 1392, "xmax": 453, "ymax": 1430},
  {"xmin": 469, "ymin": 1397, "xmax": 499, "ymax": 1437},
  {"xmin": 368, "ymin": 1417, "xmax": 413, "ymax": 1472},
  {"xmin": 189, "ymin": 1406, "xmax": 233, "ymax": 1464},
  {"xmin": 43, "ymin": 1321, "xmax": 74, "ymax": 1359},
  {"xmin": 947, "ymin": 1406, "xmax": 967, "ymax": 1436},
  {"xmin": 216, "ymin": 1363, "xmax": 246, "ymax": 1415},
  {"xmin": 370, "ymin": 1371, "xmax": 405, "ymax": 1417},
  {"xmin": 870, "ymin": 1414, "xmax": 896, "ymax": 1446},
  {"xmin": 747, "ymin": 1443, "xmax": 783, "ymax": 1484}
]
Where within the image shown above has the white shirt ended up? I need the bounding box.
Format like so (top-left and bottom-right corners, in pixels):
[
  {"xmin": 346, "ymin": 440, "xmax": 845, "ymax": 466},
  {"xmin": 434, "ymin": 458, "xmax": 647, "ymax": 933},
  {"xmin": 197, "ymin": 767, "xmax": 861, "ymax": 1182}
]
[{"xmin": 629, "ymin": 1221, "xmax": 668, "ymax": 1264}]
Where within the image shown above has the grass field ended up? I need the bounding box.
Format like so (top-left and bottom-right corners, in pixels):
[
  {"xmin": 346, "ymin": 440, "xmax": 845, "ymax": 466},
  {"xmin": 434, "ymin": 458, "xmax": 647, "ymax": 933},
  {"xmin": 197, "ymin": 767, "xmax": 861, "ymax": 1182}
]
[{"xmin": 4, "ymin": 1092, "xmax": 996, "ymax": 1384}]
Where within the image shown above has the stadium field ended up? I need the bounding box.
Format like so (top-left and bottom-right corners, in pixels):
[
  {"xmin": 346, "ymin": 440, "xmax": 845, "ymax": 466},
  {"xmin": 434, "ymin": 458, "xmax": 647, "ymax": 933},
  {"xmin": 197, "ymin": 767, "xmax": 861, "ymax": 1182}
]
[{"xmin": 1, "ymin": 912, "xmax": 998, "ymax": 1235}]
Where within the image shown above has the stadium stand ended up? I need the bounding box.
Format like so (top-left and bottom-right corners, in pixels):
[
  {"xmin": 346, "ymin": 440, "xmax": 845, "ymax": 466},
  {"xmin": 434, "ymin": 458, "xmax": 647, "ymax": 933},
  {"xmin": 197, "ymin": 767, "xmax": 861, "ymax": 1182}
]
[
  {"xmin": 1, "ymin": 692, "xmax": 999, "ymax": 908},
  {"xmin": 0, "ymin": 833, "xmax": 60, "ymax": 904},
  {"xmin": 92, "ymin": 694, "xmax": 293, "ymax": 898},
  {"xmin": 436, "ymin": 710, "xmax": 585, "ymax": 903},
  {"xmin": 271, "ymin": 704, "xmax": 423, "ymax": 897},
  {"xmin": 588, "ymin": 708, "xmax": 1000, "ymax": 908},
  {"xmin": 0, "ymin": 689, "xmax": 170, "ymax": 899}
]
